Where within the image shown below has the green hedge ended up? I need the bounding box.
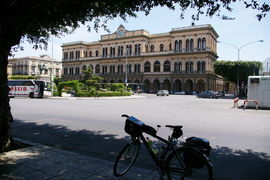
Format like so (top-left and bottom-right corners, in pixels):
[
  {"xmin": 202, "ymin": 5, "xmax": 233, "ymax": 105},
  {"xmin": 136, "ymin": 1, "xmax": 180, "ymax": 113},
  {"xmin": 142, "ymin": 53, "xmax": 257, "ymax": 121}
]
[
  {"xmin": 57, "ymin": 80, "xmax": 79, "ymax": 96},
  {"xmin": 53, "ymin": 91, "xmax": 59, "ymax": 96},
  {"xmin": 76, "ymin": 91, "xmax": 131, "ymax": 97},
  {"xmin": 9, "ymin": 75, "xmax": 37, "ymax": 79}
]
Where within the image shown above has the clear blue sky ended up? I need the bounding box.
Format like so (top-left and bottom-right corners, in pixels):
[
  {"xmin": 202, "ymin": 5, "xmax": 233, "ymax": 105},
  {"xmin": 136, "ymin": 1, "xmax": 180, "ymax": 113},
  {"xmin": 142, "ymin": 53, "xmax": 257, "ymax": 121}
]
[{"xmin": 13, "ymin": 2, "xmax": 270, "ymax": 62}]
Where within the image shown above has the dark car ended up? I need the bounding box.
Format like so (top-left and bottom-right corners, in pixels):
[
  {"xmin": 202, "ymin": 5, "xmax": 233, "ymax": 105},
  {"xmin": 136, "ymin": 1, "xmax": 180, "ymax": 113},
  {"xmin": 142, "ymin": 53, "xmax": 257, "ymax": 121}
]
[{"xmin": 197, "ymin": 91, "xmax": 219, "ymax": 99}]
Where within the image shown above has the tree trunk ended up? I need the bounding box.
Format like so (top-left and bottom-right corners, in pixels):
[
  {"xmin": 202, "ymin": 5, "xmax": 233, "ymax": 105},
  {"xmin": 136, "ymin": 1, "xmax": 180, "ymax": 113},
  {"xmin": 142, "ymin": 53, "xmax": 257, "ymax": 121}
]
[{"xmin": 0, "ymin": 47, "xmax": 13, "ymax": 152}]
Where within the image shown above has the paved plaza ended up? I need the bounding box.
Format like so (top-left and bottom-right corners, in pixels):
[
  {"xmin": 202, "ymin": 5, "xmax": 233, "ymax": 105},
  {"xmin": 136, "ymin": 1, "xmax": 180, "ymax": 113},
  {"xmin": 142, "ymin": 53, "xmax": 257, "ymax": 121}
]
[{"xmin": 1, "ymin": 94, "xmax": 270, "ymax": 179}]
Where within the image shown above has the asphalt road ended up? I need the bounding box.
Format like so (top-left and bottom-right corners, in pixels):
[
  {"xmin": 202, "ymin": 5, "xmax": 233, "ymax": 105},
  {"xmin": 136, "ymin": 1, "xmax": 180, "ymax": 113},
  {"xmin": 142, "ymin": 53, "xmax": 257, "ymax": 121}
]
[{"xmin": 9, "ymin": 94, "xmax": 270, "ymax": 179}]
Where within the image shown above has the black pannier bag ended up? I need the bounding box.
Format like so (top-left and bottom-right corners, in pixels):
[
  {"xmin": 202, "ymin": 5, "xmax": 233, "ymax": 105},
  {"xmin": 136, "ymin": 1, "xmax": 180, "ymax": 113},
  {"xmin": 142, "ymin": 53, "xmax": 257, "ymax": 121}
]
[
  {"xmin": 184, "ymin": 137, "xmax": 211, "ymax": 169},
  {"xmin": 124, "ymin": 116, "xmax": 145, "ymax": 137}
]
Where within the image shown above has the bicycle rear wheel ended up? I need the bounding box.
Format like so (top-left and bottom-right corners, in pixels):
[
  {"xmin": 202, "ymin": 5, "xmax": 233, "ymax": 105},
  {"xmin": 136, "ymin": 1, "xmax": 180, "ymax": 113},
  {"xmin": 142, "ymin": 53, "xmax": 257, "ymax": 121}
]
[
  {"xmin": 166, "ymin": 147, "xmax": 213, "ymax": 180},
  {"xmin": 113, "ymin": 138, "xmax": 140, "ymax": 177}
]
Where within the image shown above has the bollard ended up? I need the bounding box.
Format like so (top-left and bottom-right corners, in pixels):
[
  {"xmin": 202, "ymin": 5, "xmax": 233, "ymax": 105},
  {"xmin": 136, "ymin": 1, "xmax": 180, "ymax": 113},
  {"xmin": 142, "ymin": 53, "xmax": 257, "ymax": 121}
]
[
  {"xmin": 243, "ymin": 100, "xmax": 258, "ymax": 110},
  {"xmin": 232, "ymin": 97, "xmax": 239, "ymax": 109}
]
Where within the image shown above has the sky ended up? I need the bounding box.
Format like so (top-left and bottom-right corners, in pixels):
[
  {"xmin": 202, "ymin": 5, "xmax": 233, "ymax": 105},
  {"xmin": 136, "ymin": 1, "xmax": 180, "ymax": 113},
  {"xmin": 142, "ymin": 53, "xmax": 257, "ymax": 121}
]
[{"xmin": 12, "ymin": 1, "xmax": 270, "ymax": 66}]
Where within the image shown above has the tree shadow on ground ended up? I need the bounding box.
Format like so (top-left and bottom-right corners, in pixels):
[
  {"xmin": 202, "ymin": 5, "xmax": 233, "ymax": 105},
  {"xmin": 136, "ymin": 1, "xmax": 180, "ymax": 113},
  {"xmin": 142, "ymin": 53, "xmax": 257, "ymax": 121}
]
[{"xmin": 9, "ymin": 119, "xmax": 270, "ymax": 180}]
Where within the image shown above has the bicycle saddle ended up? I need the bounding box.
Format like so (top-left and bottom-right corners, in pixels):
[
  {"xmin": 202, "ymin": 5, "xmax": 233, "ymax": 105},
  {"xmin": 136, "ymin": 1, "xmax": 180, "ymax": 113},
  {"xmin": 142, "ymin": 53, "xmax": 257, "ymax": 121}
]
[{"xmin": 166, "ymin": 125, "xmax": 183, "ymax": 138}]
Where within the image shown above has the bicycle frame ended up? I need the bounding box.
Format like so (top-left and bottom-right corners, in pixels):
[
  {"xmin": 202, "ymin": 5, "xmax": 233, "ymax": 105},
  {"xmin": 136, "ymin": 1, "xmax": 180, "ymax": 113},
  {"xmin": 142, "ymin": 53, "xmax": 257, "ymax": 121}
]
[
  {"xmin": 117, "ymin": 115, "xmax": 213, "ymax": 179},
  {"xmin": 138, "ymin": 132, "xmax": 179, "ymax": 175}
]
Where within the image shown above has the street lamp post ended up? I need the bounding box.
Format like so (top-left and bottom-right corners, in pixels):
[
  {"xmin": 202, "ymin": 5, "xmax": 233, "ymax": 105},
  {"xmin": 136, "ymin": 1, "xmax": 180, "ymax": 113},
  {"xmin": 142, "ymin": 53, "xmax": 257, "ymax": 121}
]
[
  {"xmin": 217, "ymin": 40, "xmax": 263, "ymax": 96},
  {"xmin": 125, "ymin": 47, "xmax": 129, "ymax": 91},
  {"xmin": 218, "ymin": 40, "xmax": 263, "ymax": 61}
]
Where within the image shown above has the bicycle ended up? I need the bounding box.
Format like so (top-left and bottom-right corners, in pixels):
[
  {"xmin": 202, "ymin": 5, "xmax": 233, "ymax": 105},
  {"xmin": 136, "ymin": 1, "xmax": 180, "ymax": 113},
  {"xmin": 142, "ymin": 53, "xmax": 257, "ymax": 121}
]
[{"xmin": 113, "ymin": 114, "xmax": 213, "ymax": 180}]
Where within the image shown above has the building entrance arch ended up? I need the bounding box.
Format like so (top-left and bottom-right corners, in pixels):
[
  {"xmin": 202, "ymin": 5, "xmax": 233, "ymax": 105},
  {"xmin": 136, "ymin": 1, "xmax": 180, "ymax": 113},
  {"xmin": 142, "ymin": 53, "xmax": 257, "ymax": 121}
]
[
  {"xmin": 184, "ymin": 79, "xmax": 194, "ymax": 93},
  {"xmin": 174, "ymin": 79, "xmax": 182, "ymax": 92},
  {"xmin": 197, "ymin": 79, "xmax": 205, "ymax": 92},
  {"xmin": 144, "ymin": 79, "xmax": 151, "ymax": 92},
  {"xmin": 153, "ymin": 79, "xmax": 160, "ymax": 91},
  {"xmin": 163, "ymin": 79, "xmax": 171, "ymax": 91}
]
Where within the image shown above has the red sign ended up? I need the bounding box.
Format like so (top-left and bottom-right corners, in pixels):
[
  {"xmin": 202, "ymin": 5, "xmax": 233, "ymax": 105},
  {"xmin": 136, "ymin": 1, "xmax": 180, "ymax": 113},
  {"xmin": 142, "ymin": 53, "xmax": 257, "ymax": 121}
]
[{"xmin": 10, "ymin": 86, "xmax": 27, "ymax": 91}]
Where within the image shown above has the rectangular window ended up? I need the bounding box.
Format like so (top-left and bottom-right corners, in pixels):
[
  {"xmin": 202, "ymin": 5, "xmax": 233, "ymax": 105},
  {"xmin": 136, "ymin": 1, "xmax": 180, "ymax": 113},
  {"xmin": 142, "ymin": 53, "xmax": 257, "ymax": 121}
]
[{"xmin": 250, "ymin": 78, "xmax": 260, "ymax": 83}]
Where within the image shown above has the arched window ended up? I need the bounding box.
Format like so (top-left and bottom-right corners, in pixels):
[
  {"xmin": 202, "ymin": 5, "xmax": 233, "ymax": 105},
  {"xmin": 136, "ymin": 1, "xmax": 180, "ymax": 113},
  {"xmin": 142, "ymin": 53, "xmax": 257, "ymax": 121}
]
[
  {"xmin": 154, "ymin": 61, "xmax": 160, "ymax": 72},
  {"xmin": 185, "ymin": 62, "xmax": 190, "ymax": 72},
  {"xmin": 164, "ymin": 60, "xmax": 171, "ymax": 72},
  {"xmin": 144, "ymin": 61, "xmax": 150, "ymax": 72},
  {"xmin": 102, "ymin": 65, "xmax": 108, "ymax": 74},
  {"xmin": 121, "ymin": 46, "xmax": 124, "ymax": 56},
  {"xmin": 126, "ymin": 45, "xmax": 132, "ymax": 56},
  {"xmin": 110, "ymin": 65, "xmax": 113, "ymax": 74},
  {"xmin": 118, "ymin": 46, "xmax": 121, "ymax": 56},
  {"xmin": 179, "ymin": 40, "xmax": 182, "ymax": 52},
  {"xmin": 197, "ymin": 38, "xmax": 202, "ymax": 51},
  {"xmin": 202, "ymin": 38, "xmax": 206, "ymax": 50},
  {"xmin": 128, "ymin": 64, "xmax": 132, "ymax": 73},
  {"xmin": 110, "ymin": 47, "xmax": 113, "ymax": 57},
  {"xmin": 190, "ymin": 62, "xmax": 193, "ymax": 72},
  {"xmin": 126, "ymin": 45, "xmax": 130, "ymax": 56},
  {"xmin": 190, "ymin": 39, "xmax": 194, "ymax": 51},
  {"xmin": 95, "ymin": 50, "xmax": 99, "ymax": 57},
  {"xmin": 135, "ymin": 44, "xmax": 138, "ymax": 55},
  {"xmin": 95, "ymin": 64, "xmax": 100, "ymax": 74},
  {"xmin": 129, "ymin": 45, "xmax": 132, "ymax": 55},
  {"xmin": 169, "ymin": 43, "xmax": 172, "ymax": 51},
  {"xmin": 138, "ymin": 44, "xmax": 141, "ymax": 55},
  {"xmin": 197, "ymin": 61, "xmax": 201, "ymax": 72},
  {"xmin": 82, "ymin": 65, "xmax": 87, "ymax": 71},
  {"xmin": 186, "ymin": 39, "xmax": 190, "ymax": 52},
  {"xmin": 174, "ymin": 62, "xmax": 178, "ymax": 73},
  {"xmin": 102, "ymin": 47, "xmax": 107, "ymax": 57},
  {"xmin": 150, "ymin": 45, "xmax": 155, "ymax": 52},
  {"xmin": 117, "ymin": 65, "xmax": 120, "ymax": 74},
  {"xmin": 89, "ymin": 51, "xmax": 92, "ymax": 57},
  {"xmin": 179, "ymin": 62, "xmax": 182, "ymax": 72},
  {"xmin": 113, "ymin": 65, "xmax": 115, "ymax": 74},
  {"xmin": 175, "ymin": 40, "xmax": 179, "ymax": 52},
  {"xmin": 202, "ymin": 61, "xmax": 206, "ymax": 72},
  {"xmin": 84, "ymin": 51, "xmax": 88, "ymax": 58},
  {"xmin": 160, "ymin": 44, "xmax": 164, "ymax": 52},
  {"xmin": 134, "ymin": 64, "xmax": 137, "ymax": 73}
]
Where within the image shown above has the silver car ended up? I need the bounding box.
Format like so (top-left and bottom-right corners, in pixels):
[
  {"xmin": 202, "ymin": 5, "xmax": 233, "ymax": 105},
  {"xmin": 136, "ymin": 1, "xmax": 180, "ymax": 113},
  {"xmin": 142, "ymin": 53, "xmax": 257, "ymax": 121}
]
[
  {"xmin": 197, "ymin": 91, "xmax": 219, "ymax": 99},
  {"xmin": 157, "ymin": 90, "xmax": 169, "ymax": 96}
]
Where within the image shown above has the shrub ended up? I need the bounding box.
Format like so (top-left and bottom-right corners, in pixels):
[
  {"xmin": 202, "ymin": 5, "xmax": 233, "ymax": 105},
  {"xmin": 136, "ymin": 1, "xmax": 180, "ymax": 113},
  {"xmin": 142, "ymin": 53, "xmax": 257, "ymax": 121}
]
[
  {"xmin": 53, "ymin": 91, "xmax": 59, "ymax": 96},
  {"xmin": 9, "ymin": 75, "xmax": 37, "ymax": 80},
  {"xmin": 76, "ymin": 91, "xmax": 131, "ymax": 97},
  {"xmin": 58, "ymin": 80, "xmax": 79, "ymax": 96}
]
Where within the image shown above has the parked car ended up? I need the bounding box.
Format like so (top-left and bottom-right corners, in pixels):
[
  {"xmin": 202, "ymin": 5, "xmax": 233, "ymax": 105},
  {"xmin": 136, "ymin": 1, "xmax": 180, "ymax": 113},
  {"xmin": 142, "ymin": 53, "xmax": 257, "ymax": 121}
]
[
  {"xmin": 157, "ymin": 90, "xmax": 169, "ymax": 96},
  {"xmin": 197, "ymin": 91, "xmax": 219, "ymax": 99},
  {"xmin": 174, "ymin": 91, "xmax": 185, "ymax": 95}
]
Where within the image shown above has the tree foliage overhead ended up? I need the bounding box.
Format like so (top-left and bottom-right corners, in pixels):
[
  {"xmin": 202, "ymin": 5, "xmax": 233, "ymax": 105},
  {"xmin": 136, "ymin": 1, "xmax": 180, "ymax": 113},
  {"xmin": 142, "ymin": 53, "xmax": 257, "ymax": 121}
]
[
  {"xmin": 1, "ymin": 0, "xmax": 269, "ymax": 53},
  {"xmin": 213, "ymin": 60, "xmax": 262, "ymax": 83}
]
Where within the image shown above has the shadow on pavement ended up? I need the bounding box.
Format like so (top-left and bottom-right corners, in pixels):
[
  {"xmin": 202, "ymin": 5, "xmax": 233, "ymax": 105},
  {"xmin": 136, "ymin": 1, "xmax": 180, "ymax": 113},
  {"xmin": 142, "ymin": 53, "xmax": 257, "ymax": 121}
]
[{"xmin": 10, "ymin": 119, "xmax": 270, "ymax": 180}]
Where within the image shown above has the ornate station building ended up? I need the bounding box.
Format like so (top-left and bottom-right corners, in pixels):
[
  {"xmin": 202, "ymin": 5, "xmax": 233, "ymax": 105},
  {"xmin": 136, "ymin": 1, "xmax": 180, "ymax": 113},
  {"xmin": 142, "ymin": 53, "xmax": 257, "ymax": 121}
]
[{"xmin": 61, "ymin": 24, "xmax": 224, "ymax": 93}]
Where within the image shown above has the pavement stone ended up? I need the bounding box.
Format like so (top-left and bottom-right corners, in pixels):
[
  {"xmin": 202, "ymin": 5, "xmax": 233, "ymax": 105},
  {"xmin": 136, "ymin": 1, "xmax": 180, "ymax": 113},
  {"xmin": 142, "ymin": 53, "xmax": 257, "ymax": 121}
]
[{"xmin": 0, "ymin": 138, "xmax": 160, "ymax": 180}]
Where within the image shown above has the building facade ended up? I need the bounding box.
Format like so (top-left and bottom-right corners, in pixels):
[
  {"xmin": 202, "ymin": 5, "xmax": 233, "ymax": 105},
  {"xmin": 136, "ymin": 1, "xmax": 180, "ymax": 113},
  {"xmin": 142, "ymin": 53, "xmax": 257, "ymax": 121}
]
[
  {"xmin": 8, "ymin": 55, "xmax": 62, "ymax": 81},
  {"xmin": 61, "ymin": 24, "xmax": 224, "ymax": 93}
]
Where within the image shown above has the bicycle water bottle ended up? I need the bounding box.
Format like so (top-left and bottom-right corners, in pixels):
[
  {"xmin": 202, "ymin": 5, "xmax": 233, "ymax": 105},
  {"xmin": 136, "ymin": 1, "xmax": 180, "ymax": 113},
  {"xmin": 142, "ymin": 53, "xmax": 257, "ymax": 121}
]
[{"xmin": 146, "ymin": 137, "xmax": 159, "ymax": 154}]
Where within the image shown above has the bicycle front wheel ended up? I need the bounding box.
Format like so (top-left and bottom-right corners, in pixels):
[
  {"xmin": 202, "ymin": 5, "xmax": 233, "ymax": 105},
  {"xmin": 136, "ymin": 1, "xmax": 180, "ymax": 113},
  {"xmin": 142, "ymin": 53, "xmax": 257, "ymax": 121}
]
[
  {"xmin": 166, "ymin": 147, "xmax": 213, "ymax": 180},
  {"xmin": 113, "ymin": 138, "xmax": 140, "ymax": 177}
]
